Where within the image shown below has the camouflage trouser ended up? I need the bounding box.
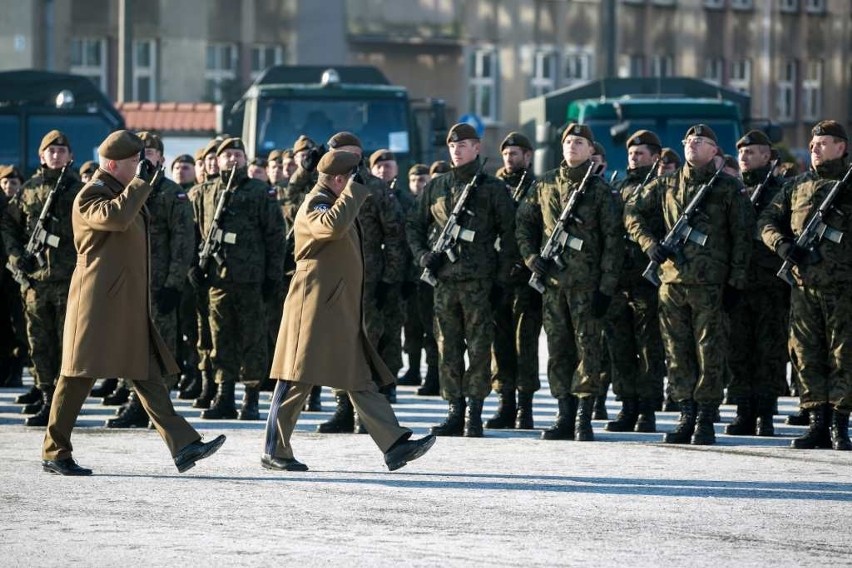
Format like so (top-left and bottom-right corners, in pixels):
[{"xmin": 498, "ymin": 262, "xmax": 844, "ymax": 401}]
[
  {"xmin": 727, "ymin": 283, "xmax": 790, "ymax": 401},
  {"xmin": 402, "ymin": 281, "xmax": 438, "ymax": 367},
  {"xmin": 152, "ymin": 286, "xmax": 180, "ymax": 389},
  {"xmin": 178, "ymin": 283, "xmax": 199, "ymax": 374},
  {"xmin": 378, "ymin": 285, "xmax": 404, "ymax": 376},
  {"xmin": 542, "ymin": 285, "xmax": 603, "ymax": 399},
  {"xmin": 196, "ymin": 287, "xmax": 212, "ymax": 373},
  {"xmin": 604, "ymin": 282, "xmax": 666, "ymax": 401},
  {"xmin": 492, "ymin": 283, "xmax": 542, "ymax": 394},
  {"xmin": 208, "ymin": 283, "xmax": 267, "ymax": 387},
  {"xmin": 658, "ymin": 283, "xmax": 726, "ymax": 405},
  {"xmin": 24, "ymin": 280, "xmax": 68, "ymax": 389},
  {"xmin": 434, "ymin": 279, "xmax": 493, "ymax": 401},
  {"xmin": 789, "ymin": 285, "xmax": 852, "ymax": 412}
]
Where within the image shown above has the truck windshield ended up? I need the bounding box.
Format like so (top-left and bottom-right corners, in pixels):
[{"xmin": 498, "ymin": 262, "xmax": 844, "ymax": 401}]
[
  {"xmin": 256, "ymin": 98, "xmax": 410, "ymax": 157},
  {"xmin": 27, "ymin": 115, "xmax": 115, "ymax": 173}
]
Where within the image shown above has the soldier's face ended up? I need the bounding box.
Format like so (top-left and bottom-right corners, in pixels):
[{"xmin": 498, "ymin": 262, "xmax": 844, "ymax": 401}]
[
  {"xmin": 659, "ymin": 162, "xmax": 677, "ymax": 175},
  {"xmin": 0, "ymin": 177, "xmax": 21, "ymax": 198},
  {"xmin": 204, "ymin": 153, "xmax": 219, "ymax": 176},
  {"xmin": 110, "ymin": 154, "xmax": 140, "ymax": 186},
  {"xmin": 409, "ymin": 174, "xmax": 429, "ymax": 195},
  {"xmin": 683, "ymin": 136, "xmax": 717, "ymax": 167},
  {"xmin": 501, "ymin": 146, "xmax": 529, "ymax": 174},
  {"xmin": 248, "ymin": 164, "xmax": 268, "ymax": 182},
  {"xmin": 810, "ymin": 135, "xmax": 846, "ymax": 166},
  {"xmin": 267, "ymin": 160, "xmax": 284, "ymax": 183},
  {"xmin": 628, "ymin": 145, "xmax": 658, "ymax": 170},
  {"xmin": 195, "ymin": 160, "xmax": 205, "ymax": 183},
  {"xmin": 448, "ymin": 139, "xmax": 480, "ymax": 167},
  {"xmin": 737, "ymin": 145, "xmax": 771, "ymax": 172},
  {"xmin": 282, "ymin": 157, "xmax": 297, "ymax": 177},
  {"xmin": 371, "ymin": 160, "xmax": 398, "ymax": 183},
  {"xmin": 42, "ymin": 145, "xmax": 71, "ymax": 169},
  {"xmin": 172, "ymin": 162, "xmax": 195, "ymax": 185},
  {"xmin": 217, "ymin": 149, "xmax": 246, "ymax": 172},
  {"xmin": 294, "ymin": 150, "xmax": 309, "ymax": 169},
  {"xmin": 562, "ymin": 136, "xmax": 592, "ymax": 167}
]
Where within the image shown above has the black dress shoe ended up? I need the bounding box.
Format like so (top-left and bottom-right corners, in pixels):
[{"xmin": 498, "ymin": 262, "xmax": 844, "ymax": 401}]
[
  {"xmin": 42, "ymin": 458, "xmax": 93, "ymax": 476},
  {"xmin": 384, "ymin": 434, "xmax": 436, "ymax": 471},
  {"xmin": 174, "ymin": 435, "xmax": 226, "ymax": 473},
  {"xmin": 261, "ymin": 454, "xmax": 309, "ymax": 472}
]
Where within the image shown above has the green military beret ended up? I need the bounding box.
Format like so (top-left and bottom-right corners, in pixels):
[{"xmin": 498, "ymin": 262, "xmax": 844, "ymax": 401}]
[
  {"xmin": 627, "ymin": 129, "xmax": 662, "ymax": 150},
  {"xmin": 39, "ymin": 129, "xmax": 71, "ymax": 154},
  {"xmin": 170, "ymin": 154, "xmax": 194, "ymax": 169},
  {"xmin": 429, "ymin": 160, "xmax": 451, "ymax": 175},
  {"xmin": 500, "ymin": 131, "xmax": 532, "ymax": 151},
  {"xmin": 446, "ymin": 123, "xmax": 479, "ymax": 145},
  {"xmin": 685, "ymin": 124, "xmax": 718, "ymax": 144},
  {"xmin": 408, "ymin": 163, "xmax": 429, "ymax": 177},
  {"xmin": 98, "ymin": 130, "xmax": 144, "ymax": 160},
  {"xmin": 561, "ymin": 123, "xmax": 594, "ymax": 144},
  {"xmin": 328, "ymin": 131, "xmax": 362, "ymax": 150},
  {"xmin": 812, "ymin": 120, "xmax": 847, "ymax": 141},
  {"xmin": 202, "ymin": 138, "xmax": 221, "ymax": 158},
  {"xmin": 723, "ymin": 154, "xmax": 739, "ymax": 171},
  {"xmin": 0, "ymin": 164, "xmax": 22, "ymax": 180},
  {"xmin": 137, "ymin": 131, "xmax": 164, "ymax": 153},
  {"xmin": 281, "ymin": 148, "xmax": 294, "ymax": 159},
  {"xmin": 216, "ymin": 137, "xmax": 245, "ymax": 156},
  {"xmin": 194, "ymin": 147, "xmax": 206, "ymax": 162},
  {"xmin": 592, "ymin": 141, "xmax": 606, "ymax": 159},
  {"xmin": 369, "ymin": 149, "xmax": 395, "ymax": 168},
  {"xmin": 293, "ymin": 135, "xmax": 315, "ymax": 154},
  {"xmin": 737, "ymin": 130, "xmax": 772, "ymax": 149},
  {"xmin": 660, "ymin": 147, "xmax": 682, "ymax": 166},
  {"xmin": 249, "ymin": 156, "xmax": 268, "ymax": 168},
  {"xmin": 318, "ymin": 150, "xmax": 360, "ymax": 176},
  {"xmin": 267, "ymin": 149, "xmax": 283, "ymax": 162},
  {"xmin": 79, "ymin": 160, "xmax": 99, "ymax": 176}
]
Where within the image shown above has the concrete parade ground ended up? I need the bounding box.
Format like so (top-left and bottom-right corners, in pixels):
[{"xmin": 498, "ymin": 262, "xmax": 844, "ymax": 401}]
[{"xmin": 1, "ymin": 369, "xmax": 851, "ymax": 567}]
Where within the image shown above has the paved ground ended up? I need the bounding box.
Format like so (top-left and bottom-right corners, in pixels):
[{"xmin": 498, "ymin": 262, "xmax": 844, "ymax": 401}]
[{"xmin": 1, "ymin": 373, "xmax": 851, "ymax": 567}]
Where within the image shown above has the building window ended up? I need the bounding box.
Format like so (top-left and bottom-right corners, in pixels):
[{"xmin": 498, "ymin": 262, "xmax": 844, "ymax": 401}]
[
  {"xmin": 133, "ymin": 39, "xmax": 156, "ymax": 102},
  {"xmin": 205, "ymin": 43, "xmax": 238, "ymax": 103},
  {"xmin": 802, "ymin": 60, "xmax": 822, "ymax": 121},
  {"xmin": 777, "ymin": 60, "xmax": 797, "ymax": 123},
  {"xmin": 651, "ymin": 0, "xmax": 677, "ymax": 5},
  {"xmin": 468, "ymin": 47, "xmax": 498, "ymax": 122},
  {"xmin": 564, "ymin": 48, "xmax": 593, "ymax": 86},
  {"xmin": 804, "ymin": 0, "xmax": 826, "ymax": 13},
  {"xmin": 703, "ymin": 0, "xmax": 724, "ymax": 8},
  {"xmin": 780, "ymin": 0, "xmax": 798, "ymax": 13},
  {"xmin": 650, "ymin": 55, "xmax": 674, "ymax": 77},
  {"xmin": 620, "ymin": 0, "xmax": 645, "ymax": 4},
  {"xmin": 731, "ymin": 0, "xmax": 754, "ymax": 9},
  {"xmin": 70, "ymin": 37, "xmax": 107, "ymax": 92},
  {"xmin": 729, "ymin": 58, "xmax": 752, "ymax": 92},
  {"xmin": 704, "ymin": 57, "xmax": 724, "ymax": 85},
  {"xmin": 530, "ymin": 49, "xmax": 557, "ymax": 97},
  {"xmin": 250, "ymin": 44, "xmax": 285, "ymax": 81}
]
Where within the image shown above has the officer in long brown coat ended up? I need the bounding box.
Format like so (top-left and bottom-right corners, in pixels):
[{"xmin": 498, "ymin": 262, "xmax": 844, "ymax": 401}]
[
  {"xmin": 264, "ymin": 150, "xmax": 435, "ymax": 472},
  {"xmin": 41, "ymin": 130, "xmax": 226, "ymax": 476}
]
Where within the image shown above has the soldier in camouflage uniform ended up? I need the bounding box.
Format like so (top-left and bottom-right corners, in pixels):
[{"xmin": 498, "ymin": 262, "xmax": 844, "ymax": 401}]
[
  {"xmin": 488, "ymin": 131, "xmax": 541, "ymax": 430},
  {"xmin": 516, "ymin": 124, "xmax": 623, "ymax": 442},
  {"xmin": 658, "ymin": 148, "xmax": 681, "ymax": 177},
  {"xmin": 724, "ymin": 130, "xmax": 789, "ymax": 437},
  {"xmin": 604, "ymin": 130, "xmax": 666, "ymax": 434},
  {"xmin": 1, "ymin": 130, "xmax": 82, "ymax": 426},
  {"xmin": 106, "ymin": 132, "xmax": 195, "ymax": 428},
  {"xmin": 407, "ymin": 123, "xmax": 518, "ymax": 438},
  {"xmin": 625, "ymin": 124, "xmax": 753, "ymax": 446},
  {"xmin": 188, "ymin": 138, "xmax": 286, "ymax": 421},
  {"xmin": 758, "ymin": 120, "xmax": 852, "ymax": 451},
  {"xmin": 0, "ymin": 166, "xmax": 28, "ymax": 387}
]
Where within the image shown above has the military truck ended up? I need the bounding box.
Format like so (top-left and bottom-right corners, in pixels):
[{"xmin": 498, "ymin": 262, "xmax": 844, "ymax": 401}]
[
  {"xmin": 0, "ymin": 70, "xmax": 125, "ymax": 174},
  {"xmin": 228, "ymin": 65, "xmax": 447, "ymax": 171},
  {"xmin": 519, "ymin": 77, "xmax": 778, "ymax": 175}
]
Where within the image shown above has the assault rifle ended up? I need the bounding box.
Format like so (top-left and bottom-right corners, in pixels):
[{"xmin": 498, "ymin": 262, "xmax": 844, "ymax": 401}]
[
  {"xmin": 420, "ymin": 159, "xmax": 487, "ymax": 287},
  {"xmin": 6, "ymin": 161, "xmax": 73, "ymax": 290},
  {"xmin": 510, "ymin": 170, "xmax": 529, "ymax": 203},
  {"xmin": 776, "ymin": 163, "xmax": 852, "ymax": 286},
  {"xmin": 528, "ymin": 162, "xmax": 596, "ymax": 294},
  {"xmin": 749, "ymin": 159, "xmax": 779, "ymax": 206},
  {"xmin": 642, "ymin": 162, "xmax": 725, "ymax": 287},
  {"xmin": 197, "ymin": 167, "xmax": 238, "ymax": 272},
  {"xmin": 631, "ymin": 159, "xmax": 660, "ymax": 199}
]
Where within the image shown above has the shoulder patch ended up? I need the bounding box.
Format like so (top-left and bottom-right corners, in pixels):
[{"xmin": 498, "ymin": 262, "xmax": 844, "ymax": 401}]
[
  {"xmin": 312, "ymin": 203, "xmax": 330, "ymax": 213},
  {"xmin": 91, "ymin": 179, "xmax": 104, "ymax": 186},
  {"xmin": 176, "ymin": 192, "xmax": 188, "ymax": 200}
]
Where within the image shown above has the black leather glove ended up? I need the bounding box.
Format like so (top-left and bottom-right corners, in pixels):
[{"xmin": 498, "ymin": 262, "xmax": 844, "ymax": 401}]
[
  {"xmin": 262, "ymin": 278, "xmax": 282, "ymax": 301},
  {"xmin": 776, "ymin": 239, "xmax": 809, "ymax": 265},
  {"xmin": 374, "ymin": 281, "xmax": 391, "ymax": 310},
  {"xmin": 16, "ymin": 254, "xmax": 38, "ymax": 275},
  {"xmin": 526, "ymin": 255, "xmax": 550, "ymax": 278},
  {"xmin": 135, "ymin": 156, "xmax": 158, "ymax": 183},
  {"xmin": 303, "ymin": 144, "xmax": 328, "ymax": 172},
  {"xmin": 591, "ymin": 290, "xmax": 612, "ymax": 319},
  {"xmin": 509, "ymin": 262, "xmax": 527, "ymax": 279},
  {"xmin": 647, "ymin": 242, "xmax": 672, "ymax": 264},
  {"xmin": 722, "ymin": 284, "xmax": 741, "ymax": 313},
  {"xmin": 489, "ymin": 283, "xmax": 506, "ymax": 309},
  {"xmin": 187, "ymin": 266, "xmax": 208, "ymax": 290},
  {"xmin": 155, "ymin": 287, "xmax": 182, "ymax": 314},
  {"xmin": 420, "ymin": 251, "xmax": 445, "ymax": 273},
  {"xmin": 400, "ymin": 281, "xmax": 416, "ymax": 300}
]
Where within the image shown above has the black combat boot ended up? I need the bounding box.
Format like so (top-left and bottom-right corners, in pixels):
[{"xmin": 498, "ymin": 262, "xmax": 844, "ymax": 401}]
[
  {"xmin": 430, "ymin": 398, "xmax": 465, "ymax": 436},
  {"xmin": 691, "ymin": 403, "xmax": 717, "ymax": 445},
  {"xmin": 201, "ymin": 380, "xmax": 238, "ymax": 419},
  {"xmin": 102, "ymin": 382, "xmax": 131, "ymax": 406},
  {"xmin": 515, "ymin": 392, "xmax": 534, "ymax": 429},
  {"xmin": 417, "ymin": 365, "xmax": 439, "ymax": 396},
  {"xmin": 663, "ymin": 400, "xmax": 697, "ymax": 444},
  {"xmin": 786, "ymin": 406, "xmax": 810, "ymax": 426},
  {"xmin": 634, "ymin": 399, "xmax": 657, "ymax": 433},
  {"xmin": 830, "ymin": 410, "xmax": 852, "ymax": 451},
  {"xmin": 791, "ymin": 404, "xmax": 831, "ymax": 449},
  {"xmin": 24, "ymin": 385, "xmax": 54, "ymax": 427},
  {"xmin": 605, "ymin": 398, "xmax": 639, "ymax": 432},
  {"xmin": 177, "ymin": 368, "xmax": 202, "ymax": 400},
  {"xmin": 593, "ymin": 395, "xmax": 608, "ymax": 420},
  {"xmin": 22, "ymin": 394, "xmax": 44, "ymax": 415},
  {"xmin": 105, "ymin": 392, "xmax": 149, "ymax": 428},
  {"xmin": 192, "ymin": 370, "xmax": 215, "ymax": 409},
  {"xmin": 90, "ymin": 378, "xmax": 118, "ymax": 399},
  {"xmin": 397, "ymin": 352, "xmax": 422, "ymax": 386},
  {"xmin": 303, "ymin": 385, "xmax": 322, "ymax": 412},
  {"xmin": 724, "ymin": 398, "xmax": 756, "ymax": 435},
  {"xmin": 662, "ymin": 395, "xmax": 678, "ymax": 412},
  {"xmin": 15, "ymin": 385, "xmax": 40, "ymax": 405},
  {"xmin": 237, "ymin": 386, "xmax": 261, "ymax": 421},
  {"xmin": 317, "ymin": 393, "xmax": 354, "ymax": 433},
  {"xmin": 754, "ymin": 396, "xmax": 776, "ymax": 437},
  {"xmin": 464, "ymin": 398, "xmax": 484, "ymax": 438},
  {"xmin": 541, "ymin": 396, "xmax": 577, "ymax": 440},
  {"xmin": 575, "ymin": 396, "xmax": 595, "ymax": 442},
  {"xmin": 484, "ymin": 389, "xmax": 516, "ymax": 429}
]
